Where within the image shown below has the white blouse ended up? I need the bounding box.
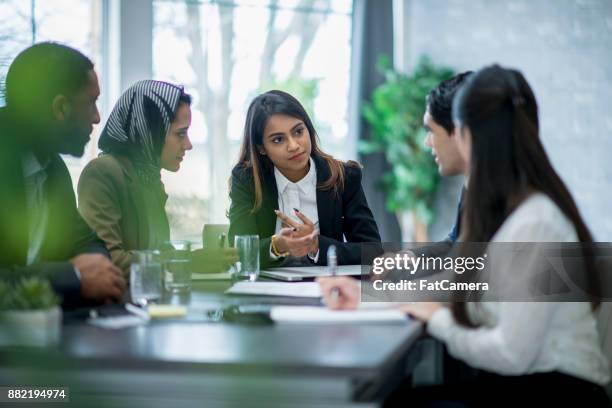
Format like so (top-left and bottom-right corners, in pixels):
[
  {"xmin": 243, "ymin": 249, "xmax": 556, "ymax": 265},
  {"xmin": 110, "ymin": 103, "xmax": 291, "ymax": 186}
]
[
  {"xmin": 274, "ymin": 157, "xmax": 318, "ymax": 233},
  {"xmin": 270, "ymin": 158, "xmax": 320, "ymax": 261},
  {"xmin": 428, "ymin": 193, "xmax": 610, "ymax": 385}
]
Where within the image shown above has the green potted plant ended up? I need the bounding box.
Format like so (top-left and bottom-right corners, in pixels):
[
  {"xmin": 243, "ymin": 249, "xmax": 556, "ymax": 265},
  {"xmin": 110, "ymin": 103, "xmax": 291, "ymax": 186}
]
[
  {"xmin": 0, "ymin": 277, "xmax": 62, "ymax": 347},
  {"xmin": 360, "ymin": 56, "xmax": 454, "ymax": 242}
]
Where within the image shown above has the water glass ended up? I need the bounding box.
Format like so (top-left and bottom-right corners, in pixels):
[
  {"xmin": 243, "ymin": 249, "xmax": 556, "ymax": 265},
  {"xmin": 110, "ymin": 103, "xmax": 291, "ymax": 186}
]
[
  {"xmin": 130, "ymin": 250, "xmax": 162, "ymax": 304},
  {"xmin": 162, "ymin": 240, "xmax": 192, "ymax": 292},
  {"xmin": 234, "ymin": 235, "xmax": 260, "ymax": 281}
]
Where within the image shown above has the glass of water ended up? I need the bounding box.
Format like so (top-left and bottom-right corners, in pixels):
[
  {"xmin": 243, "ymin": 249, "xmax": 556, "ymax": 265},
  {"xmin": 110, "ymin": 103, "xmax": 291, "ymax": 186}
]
[
  {"xmin": 130, "ymin": 250, "xmax": 162, "ymax": 304},
  {"xmin": 162, "ymin": 240, "xmax": 192, "ymax": 292},
  {"xmin": 234, "ymin": 235, "xmax": 260, "ymax": 281}
]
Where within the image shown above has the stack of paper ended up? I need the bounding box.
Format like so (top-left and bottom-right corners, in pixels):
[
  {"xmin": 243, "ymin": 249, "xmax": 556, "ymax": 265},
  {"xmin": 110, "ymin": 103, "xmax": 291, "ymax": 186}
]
[
  {"xmin": 225, "ymin": 281, "xmax": 321, "ymax": 298},
  {"xmin": 270, "ymin": 306, "xmax": 408, "ymax": 323}
]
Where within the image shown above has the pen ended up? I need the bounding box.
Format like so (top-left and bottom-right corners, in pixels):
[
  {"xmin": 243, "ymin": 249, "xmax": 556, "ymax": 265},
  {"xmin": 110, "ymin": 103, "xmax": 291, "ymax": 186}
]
[
  {"xmin": 327, "ymin": 245, "xmax": 339, "ymax": 302},
  {"xmin": 125, "ymin": 303, "xmax": 150, "ymax": 321},
  {"xmin": 218, "ymin": 233, "xmax": 226, "ymax": 249}
]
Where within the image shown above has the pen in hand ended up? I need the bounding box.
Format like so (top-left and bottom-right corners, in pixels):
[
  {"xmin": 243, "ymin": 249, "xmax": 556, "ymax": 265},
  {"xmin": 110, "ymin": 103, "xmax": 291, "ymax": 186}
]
[{"xmin": 327, "ymin": 245, "xmax": 339, "ymax": 302}]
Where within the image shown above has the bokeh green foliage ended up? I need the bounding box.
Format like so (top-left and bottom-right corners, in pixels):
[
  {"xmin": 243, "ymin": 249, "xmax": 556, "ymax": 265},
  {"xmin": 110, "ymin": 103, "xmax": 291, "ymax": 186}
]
[
  {"xmin": 0, "ymin": 277, "xmax": 60, "ymax": 311},
  {"xmin": 258, "ymin": 75, "xmax": 340, "ymax": 153},
  {"xmin": 360, "ymin": 56, "xmax": 455, "ymax": 225},
  {"xmin": 259, "ymin": 75, "xmax": 320, "ymax": 120}
]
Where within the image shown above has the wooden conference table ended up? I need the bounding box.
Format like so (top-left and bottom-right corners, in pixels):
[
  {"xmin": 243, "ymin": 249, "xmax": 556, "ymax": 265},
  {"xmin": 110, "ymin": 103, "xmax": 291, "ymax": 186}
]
[{"xmin": 0, "ymin": 279, "xmax": 423, "ymax": 408}]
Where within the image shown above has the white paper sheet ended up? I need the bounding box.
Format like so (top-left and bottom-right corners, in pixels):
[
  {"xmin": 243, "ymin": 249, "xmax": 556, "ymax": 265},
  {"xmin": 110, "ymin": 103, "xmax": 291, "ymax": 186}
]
[
  {"xmin": 225, "ymin": 281, "xmax": 322, "ymax": 298},
  {"xmin": 270, "ymin": 306, "xmax": 408, "ymax": 323},
  {"xmin": 87, "ymin": 315, "xmax": 146, "ymax": 329},
  {"xmin": 261, "ymin": 265, "xmax": 363, "ymax": 281}
]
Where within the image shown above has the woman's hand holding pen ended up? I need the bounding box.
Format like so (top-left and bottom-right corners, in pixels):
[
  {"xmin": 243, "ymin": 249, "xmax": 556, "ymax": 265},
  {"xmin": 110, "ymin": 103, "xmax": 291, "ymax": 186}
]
[
  {"xmin": 274, "ymin": 227, "xmax": 316, "ymax": 257},
  {"xmin": 318, "ymin": 276, "xmax": 444, "ymax": 321},
  {"xmin": 397, "ymin": 302, "xmax": 443, "ymax": 322},
  {"xmin": 317, "ymin": 276, "xmax": 360, "ymax": 310},
  {"xmin": 274, "ymin": 209, "xmax": 319, "ymax": 256}
]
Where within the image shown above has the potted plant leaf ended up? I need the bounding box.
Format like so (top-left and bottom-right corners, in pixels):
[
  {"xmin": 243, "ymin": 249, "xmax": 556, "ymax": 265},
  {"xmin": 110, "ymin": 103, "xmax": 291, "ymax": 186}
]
[
  {"xmin": 0, "ymin": 277, "xmax": 62, "ymax": 347},
  {"xmin": 360, "ymin": 56, "xmax": 454, "ymax": 242}
]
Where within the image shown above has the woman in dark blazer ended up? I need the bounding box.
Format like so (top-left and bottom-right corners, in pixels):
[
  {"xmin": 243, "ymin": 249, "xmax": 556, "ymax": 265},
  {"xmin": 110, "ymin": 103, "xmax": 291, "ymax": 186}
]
[{"xmin": 229, "ymin": 90, "xmax": 381, "ymax": 268}]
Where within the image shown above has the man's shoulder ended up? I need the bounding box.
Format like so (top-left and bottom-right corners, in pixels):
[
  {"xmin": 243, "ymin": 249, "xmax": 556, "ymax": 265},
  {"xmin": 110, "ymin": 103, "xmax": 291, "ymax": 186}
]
[{"xmin": 46, "ymin": 154, "xmax": 70, "ymax": 176}]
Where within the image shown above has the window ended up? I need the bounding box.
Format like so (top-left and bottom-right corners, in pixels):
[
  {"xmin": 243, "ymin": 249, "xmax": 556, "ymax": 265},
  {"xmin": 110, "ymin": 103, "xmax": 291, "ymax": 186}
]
[
  {"xmin": 153, "ymin": 0, "xmax": 354, "ymax": 240},
  {"xmin": 0, "ymin": 0, "xmax": 354, "ymax": 243},
  {"xmin": 0, "ymin": 0, "xmax": 104, "ymax": 183}
]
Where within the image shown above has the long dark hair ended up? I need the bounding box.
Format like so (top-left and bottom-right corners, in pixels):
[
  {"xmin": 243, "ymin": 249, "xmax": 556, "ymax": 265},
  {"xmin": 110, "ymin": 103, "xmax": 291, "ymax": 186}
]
[
  {"xmin": 234, "ymin": 90, "xmax": 357, "ymax": 212},
  {"xmin": 451, "ymin": 64, "xmax": 599, "ymax": 326}
]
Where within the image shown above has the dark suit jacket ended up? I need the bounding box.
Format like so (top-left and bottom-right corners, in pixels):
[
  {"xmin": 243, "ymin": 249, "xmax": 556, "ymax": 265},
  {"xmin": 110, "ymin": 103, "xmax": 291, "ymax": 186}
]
[
  {"xmin": 228, "ymin": 155, "xmax": 381, "ymax": 267},
  {"xmin": 388, "ymin": 187, "xmax": 465, "ymax": 282},
  {"xmin": 417, "ymin": 186, "xmax": 465, "ymax": 259},
  {"xmin": 0, "ymin": 107, "xmax": 109, "ymax": 308}
]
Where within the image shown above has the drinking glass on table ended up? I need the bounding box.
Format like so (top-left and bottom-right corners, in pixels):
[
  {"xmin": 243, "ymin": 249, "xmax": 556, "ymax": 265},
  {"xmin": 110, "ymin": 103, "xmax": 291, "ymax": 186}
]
[
  {"xmin": 234, "ymin": 235, "xmax": 260, "ymax": 281},
  {"xmin": 162, "ymin": 240, "xmax": 192, "ymax": 292},
  {"xmin": 130, "ymin": 250, "xmax": 162, "ymax": 305}
]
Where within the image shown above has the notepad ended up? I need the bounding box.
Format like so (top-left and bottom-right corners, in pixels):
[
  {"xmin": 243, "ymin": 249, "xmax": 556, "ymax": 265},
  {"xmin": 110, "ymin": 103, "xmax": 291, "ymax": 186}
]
[
  {"xmin": 192, "ymin": 272, "xmax": 232, "ymax": 281},
  {"xmin": 270, "ymin": 306, "xmax": 408, "ymax": 323},
  {"xmin": 225, "ymin": 282, "xmax": 322, "ymax": 298},
  {"xmin": 147, "ymin": 304, "xmax": 188, "ymax": 318}
]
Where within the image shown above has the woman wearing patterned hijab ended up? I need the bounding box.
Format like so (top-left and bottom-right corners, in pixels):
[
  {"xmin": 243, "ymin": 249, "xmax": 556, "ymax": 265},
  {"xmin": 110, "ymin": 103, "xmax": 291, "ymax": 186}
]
[{"xmin": 77, "ymin": 80, "xmax": 193, "ymax": 275}]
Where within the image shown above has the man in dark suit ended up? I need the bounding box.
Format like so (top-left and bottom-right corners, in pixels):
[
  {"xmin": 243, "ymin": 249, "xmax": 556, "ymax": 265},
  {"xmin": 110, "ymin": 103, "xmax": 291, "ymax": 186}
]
[
  {"xmin": 320, "ymin": 71, "xmax": 474, "ymax": 299},
  {"xmin": 416, "ymin": 71, "xmax": 473, "ymax": 255},
  {"xmin": 319, "ymin": 72, "xmax": 480, "ymax": 399},
  {"xmin": 0, "ymin": 42, "xmax": 126, "ymax": 308},
  {"xmin": 375, "ymin": 72, "xmax": 474, "ymax": 275}
]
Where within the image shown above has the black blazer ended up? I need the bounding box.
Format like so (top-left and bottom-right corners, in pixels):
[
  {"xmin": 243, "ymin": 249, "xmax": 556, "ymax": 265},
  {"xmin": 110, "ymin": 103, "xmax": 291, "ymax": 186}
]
[
  {"xmin": 0, "ymin": 108, "xmax": 109, "ymax": 308},
  {"xmin": 228, "ymin": 154, "xmax": 381, "ymax": 267}
]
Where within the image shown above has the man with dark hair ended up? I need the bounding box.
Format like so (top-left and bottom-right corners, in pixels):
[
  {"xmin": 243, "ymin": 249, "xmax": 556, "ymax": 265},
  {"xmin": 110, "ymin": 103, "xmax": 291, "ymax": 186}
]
[
  {"xmin": 0, "ymin": 42, "xmax": 126, "ymax": 307},
  {"xmin": 320, "ymin": 71, "xmax": 474, "ymax": 294},
  {"xmin": 423, "ymin": 71, "xmax": 473, "ymax": 245},
  {"xmin": 376, "ymin": 71, "xmax": 474, "ymax": 263}
]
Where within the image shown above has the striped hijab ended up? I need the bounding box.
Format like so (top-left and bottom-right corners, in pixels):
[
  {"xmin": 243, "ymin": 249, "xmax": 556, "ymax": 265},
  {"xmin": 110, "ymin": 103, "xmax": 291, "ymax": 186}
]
[{"xmin": 98, "ymin": 80, "xmax": 184, "ymax": 184}]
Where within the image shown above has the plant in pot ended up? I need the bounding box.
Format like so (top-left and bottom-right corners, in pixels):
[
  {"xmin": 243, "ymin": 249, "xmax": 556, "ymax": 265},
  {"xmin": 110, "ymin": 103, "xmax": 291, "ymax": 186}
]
[
  {"xmin": 0, "ymin": 277, "xmax": 62, "ymax": 347},
  {"xmin": 360, "ymin": 56, "xmax": 455, "ymax": 242}
]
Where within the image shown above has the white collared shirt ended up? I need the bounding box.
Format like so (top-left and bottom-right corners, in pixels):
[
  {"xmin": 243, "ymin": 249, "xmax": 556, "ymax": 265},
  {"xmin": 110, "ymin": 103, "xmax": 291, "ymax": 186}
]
[
  {"xmin": 271, "ymin": 158, "xmax": 319, "ymax": 261},
  {"xmin": 22, "ymin": 152, "xmax": 48, "ymax": 265}
]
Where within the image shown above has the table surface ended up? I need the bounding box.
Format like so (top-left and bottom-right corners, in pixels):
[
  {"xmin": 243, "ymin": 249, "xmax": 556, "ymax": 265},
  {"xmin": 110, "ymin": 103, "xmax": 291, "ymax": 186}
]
[
  {"xmin": 53, "ymin": 280, "xmax": 421, "ymax": 377},
  {"xmin": 0, "ymin": 279, "xmax": 423, "ymax": 406}
]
